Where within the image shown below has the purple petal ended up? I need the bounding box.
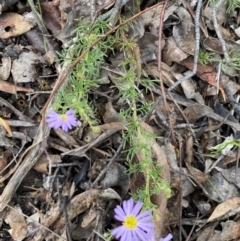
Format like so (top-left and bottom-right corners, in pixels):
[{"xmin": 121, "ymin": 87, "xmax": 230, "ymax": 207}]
[
  {"xmin": 72, "ymin": 117, "xmax": 78, "ymax": 123},
  {"xmin": 47, "ymin": 110, "xmax": 59, "ymax": 119},
  {"xmin": 49, "ymin": 119, "xmax": 62, "ymax": 129},
  {"xmin": 146, "ymin": 230, "xmax": 155, "ymax": 241},
  {"xmin": 46, "ymin": 118, "xmax": 58, "ymax": 124},
  {"xmin": 132, "ymin": 229, "xmax": 139, "ymax": 241},
  {"xmin": 138, "ymin": 222, "xmax": 154, "ymax": 232},
  {"xmin": 65, "ymin": 120, "xmax": 73, "ymax": 130},
  {"xmin": 47, "ymin": 113, "xmax": 58, "ymax": 119},
  {"xmin": 123, "ymin": 200, "xmax": 129, "ymax": 215},
  {"xmin": 46, "ymin": 117, "xmax": 60, "ymax": 124},
  {"xmin": 138, "ymin": 215, "xmax": 153, "ymax": 223},
  {"xmin": 138, "ymin": 221, "xmax": 154, "ymax": 228},
  {"xmin": 61, "ymin": 122, "xmax": 69, "ymax": 132},
  {"xmin": 133, "ymin": 227, "xmax": 148, "ymax": 241},
  {"xmin": 114, "ymin": 214, "xmax": 125, "ymax": 221},
  {"xmin": 136, "ymin": 210, "xmax": 152, "ymax": 219},
  {"xmin": 47, "ymin": 122, "xmax": 57, "ymax": 128},
  {"xmin": 114, "ymin": 206, "xmax": 126, "ymax": 220},
  {"xmin": 124, "ymin": 198, "xmax": 134, "ymax": 215},
  {"xmin": 131, "ymin": 201, "xmax": 143, "ymax": 216},
  {"xmin": 124, "ymin": 230, "xmax": 133, "ymax": 240},
  {"xmin": 66, "ymin": 109, "xmax": 74, "ymax": 116},
  {"xmin": 111, "ymin": 226, "xmax": 127, "ymax": 239},
  {"xmin": 160, "ymin": 233, "xmax": 173, "ymax": 241},
  {"xmin": 46, "ymin": 114, "xmax": 58, "ymax": 119},
  {"xmin": 128, "ymin": 198, "xmax": 134, "ymax": 214},
  {"xmin": 68, "ymin": 120, "xmax": 78, "ymax": 127},
  {"xmin": 47, "ymin": 109, "xmax": 58, "ymax": 115},
  {"xmin": 120, "ymin": 229, "xmax": 128, "ymax": 241}
]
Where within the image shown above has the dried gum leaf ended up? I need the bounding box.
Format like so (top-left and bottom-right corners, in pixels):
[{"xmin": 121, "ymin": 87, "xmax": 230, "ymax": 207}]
[
  {"xmin": 207, "ymin": 197, "xmax": 240, "ymax": 222},
  {"xmin": 0, "ymin": 117, "xmax": 12, "ymax": 136}
]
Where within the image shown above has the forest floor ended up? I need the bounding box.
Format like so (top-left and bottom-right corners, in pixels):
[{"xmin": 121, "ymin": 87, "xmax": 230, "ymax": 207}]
[{"xmin": 0, "ymin": 0, "xmax": 240, "ymax": 241}]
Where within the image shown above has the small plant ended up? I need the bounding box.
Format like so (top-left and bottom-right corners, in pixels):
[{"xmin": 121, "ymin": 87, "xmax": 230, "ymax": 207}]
[
  {"xmin": 222, "ymin": 49, "xmax": 240, "ymax": 71},
  {"xmin": 52, "ymin": 18, "xmax": 116, "ymax": 127},
  {"xmin": 211, "ymin": 137, "xmax": 240, "ymax": 155},
  {"xmin": 47, "ymin": 17, "xmax": 171, "ymax": 214},
  {"xmin": 199, "ymin": 48, "xmax": 240, "ymax": 74},
  {"xmin": 210, "ymin": 0, "xmax": 240, "ymax": 12},
  {"xmin": 198, "ymin": 49, "xmax": 214, "ymax": 65},
  {"xmin": 226, "ymin": 0, "xmax": 240, "ymax": 12},
  {"xmin": 115, "ymin": 37, "xmax": 171, "ymax": 210}
]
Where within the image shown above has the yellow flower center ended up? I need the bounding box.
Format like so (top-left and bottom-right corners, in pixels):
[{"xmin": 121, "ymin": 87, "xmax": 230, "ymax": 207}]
[
  {"xmin": 123, "ymin": 215, "xmax": 138, "ymax": 230},
  {"xmin": 60, "ymin": 114, "xmax": 67, "ymax": 121}
]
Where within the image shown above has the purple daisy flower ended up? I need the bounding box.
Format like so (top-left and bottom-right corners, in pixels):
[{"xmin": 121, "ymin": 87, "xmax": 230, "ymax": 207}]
[
  {"xmin": 111, "ymin": 198, "xmax": 154, "ymax": 241},
  {"xmin": 46, "ymin": 109, "xmax": 78, "ymax": 132}
]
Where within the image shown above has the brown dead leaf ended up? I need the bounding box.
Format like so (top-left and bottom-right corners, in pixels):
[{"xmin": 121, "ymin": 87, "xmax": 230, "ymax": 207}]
[
  {"xmin": 196, "ymin": 225, "xmax": 216, "ymax": 241},
  {"xmin": 101, "ymin": 163, "xmax": 130, "ymax": 198},
  {"xmin": 207, "ymin": 197, "xmax": 240, "ymax": 222},
  {"xmin": 173, "ymin": 7, "xmax": 195, "ymax": 55},
  {"xmin": 137, "ymin": 32, "xmax": 161, "ymax": 63},
  {"xmin": 139, "ymin": 4, "xmax": 163, "ymax": 29},
  {"xmin": 185, "ymin": 135, "xmax": 208, "ymax": 183},
  {"xmin": 180, "ymin": 57, "xmax": 226, "ymax": 100},
  {"xmin": 203, "ymin": 37, "xmax": 240, "ymax": 54},
  {"xmin": 204, "ymin": 172, "xmax": 240, "ymax": 202},
  {"xmin": 197, "ymin": 220, "xmax": 240, "ymax": 241},
  {"xmin": 187, "ymin": 165, "xmax": 209, "ymax": 184},
  {"xmin": 162, "ymin": 36, "xmax": 189, "ymax": 65},
  {"xmin": 98, "ymin": 122, "xmax": 127, "ymax": 131},
  {"xmin": 177, "ymin": 74, "xmax": 204, "ymax": 104},
  {"xmin": 0, "ymin": 12, "xmax": 34, "ymax": 39},
  {"xmin": 221, "ymin": 167, "xmax": 240, "ymax": 189},
  {"xmin": 103, "ymin": 101, "xmax": 122, "ymax": 123},
  {"xmin": 0, "ymin": 150, "xmax": 12, "ymax": 172},
  {"xmin": 0, "ymin": 57, "xmax": 11, "ymax": 80},
  {"xmin": 0, "ymin": 79, "xmax": 34, "ymax": 94},
  {"xmin": 25, "ymin": 27, "xmax": 47, "ymax": 54},
  {"xmin": 54, "ymin": 128, "xmax": 79, "ymax": 146},
  {"xmin": 72, "ymin": 219, "xmax": 96, "ymax": 241},
  {"xmin": 217, "ymin": 220, "xmax": 240, "ymax": 240},
  {"xmin": 33, "ymin": 189, "xmax": 101, "ymax": 241},
  {"xmin": 81, "ymin": 206, "xmax": 97, "ymax": 228},
  {"xmin": 140, "ymin": 3, "xmax": 178, "ymax": 30},
  {"xmin": 11, "ymin": 52, "xmax": 45, "ymax": 83},
  {"xmin": 144, "ymin": 61, "xmax": 182, "ymax": 92},
  {"xmin": 182, "ymin": 104, "xmax": 213, "ymax": 123},
  {"xmin": 4, "ymin": 205, "xmax": 28, "ymax": 240},
  {"xmin": 34, "ymin": 154, "xmax": 62, "ymax": 174},
  {"xmin": 53, "ymin": 189, "xmax": 118, "ymax": 233},
  {"xmin": 41, "ymin": 1, "xmax": 61, "ymax": 36},
  {"xmin": 0, "ymin": 117, "xmax": 12, "ymax": 136}
]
